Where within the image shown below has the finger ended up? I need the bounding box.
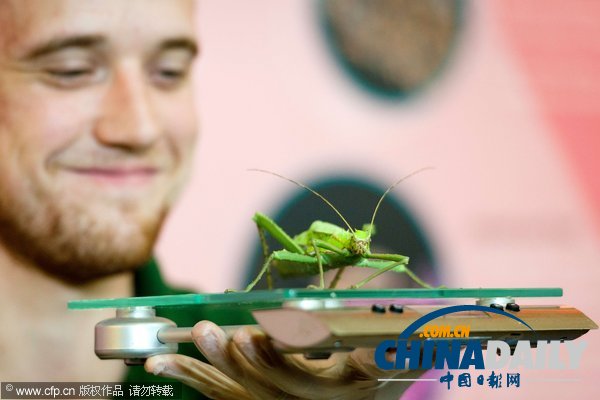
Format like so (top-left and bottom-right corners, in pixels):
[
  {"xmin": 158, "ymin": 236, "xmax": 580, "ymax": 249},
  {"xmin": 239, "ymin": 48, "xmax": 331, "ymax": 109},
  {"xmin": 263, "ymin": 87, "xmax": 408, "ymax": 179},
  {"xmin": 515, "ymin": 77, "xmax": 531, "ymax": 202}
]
[
  {"xmin": 190, "ymin": 321, "xmax": 241, "ymax": 379},
  {"xmin": 346, "ymin": 348, "xmax": 413, "ymax": 380},
  {"xmin": 227, "ymin": 327, "xmax": 302, "ymax": 399},
  {"xmin": 145, "ymin": 354, "xmax": 254, "ymax": 400},
  {"xmin": 284, "ymin": 352, "xmax": 350, "ymax": 378},
  {"xmin": 191, "ymin": 321, "xmax": 283, "ymax": 398},
  {"xmin": 230, "ymin": 326, "xmax": 375, "ymax": 400}
]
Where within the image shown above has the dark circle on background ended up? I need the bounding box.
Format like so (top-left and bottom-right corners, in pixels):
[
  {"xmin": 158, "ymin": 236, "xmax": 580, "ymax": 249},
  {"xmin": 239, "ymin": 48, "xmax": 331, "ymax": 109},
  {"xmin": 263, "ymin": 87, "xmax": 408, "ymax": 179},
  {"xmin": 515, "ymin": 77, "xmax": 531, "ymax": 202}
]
[
  {"xmin": 242, "ymin": 176, "xmax": 442, "ymax": 290},
  {"xmin": 320, "ymin": 0, "xmax": 464, "ymax": 99}
]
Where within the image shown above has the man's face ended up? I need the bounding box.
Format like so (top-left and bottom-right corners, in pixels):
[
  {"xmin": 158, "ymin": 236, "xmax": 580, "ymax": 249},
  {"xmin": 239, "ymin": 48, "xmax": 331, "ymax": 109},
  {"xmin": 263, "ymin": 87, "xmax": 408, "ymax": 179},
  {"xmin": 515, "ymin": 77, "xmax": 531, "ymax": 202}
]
[{"xmin": 0, "ymin": 0, "xmax": 199, "ymax": 282}]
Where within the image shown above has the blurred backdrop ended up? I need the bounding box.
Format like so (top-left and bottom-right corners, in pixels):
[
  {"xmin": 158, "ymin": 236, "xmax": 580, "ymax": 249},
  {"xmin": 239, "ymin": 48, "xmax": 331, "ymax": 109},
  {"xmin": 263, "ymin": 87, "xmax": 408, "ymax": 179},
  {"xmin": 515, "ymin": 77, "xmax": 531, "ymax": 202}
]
[{"xmin": 156, "ymin": 1, "xmax": 600, "ymax": 398}]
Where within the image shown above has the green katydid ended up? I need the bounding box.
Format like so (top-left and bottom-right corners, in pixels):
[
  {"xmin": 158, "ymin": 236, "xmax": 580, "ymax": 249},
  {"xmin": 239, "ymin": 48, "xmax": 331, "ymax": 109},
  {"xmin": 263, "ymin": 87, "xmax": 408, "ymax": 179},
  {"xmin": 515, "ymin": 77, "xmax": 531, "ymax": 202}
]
[{"xmin": 230, "ymin": 168, "xmax": 436, "ymax": 292}]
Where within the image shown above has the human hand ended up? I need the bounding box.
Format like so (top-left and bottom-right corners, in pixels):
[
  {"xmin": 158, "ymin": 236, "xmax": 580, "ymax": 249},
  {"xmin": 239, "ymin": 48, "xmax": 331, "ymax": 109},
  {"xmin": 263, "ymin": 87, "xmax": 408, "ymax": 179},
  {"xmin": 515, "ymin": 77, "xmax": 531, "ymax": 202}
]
[{"xmin": 145, "ymin": 321, "xmax": 424, "ymax": 400}]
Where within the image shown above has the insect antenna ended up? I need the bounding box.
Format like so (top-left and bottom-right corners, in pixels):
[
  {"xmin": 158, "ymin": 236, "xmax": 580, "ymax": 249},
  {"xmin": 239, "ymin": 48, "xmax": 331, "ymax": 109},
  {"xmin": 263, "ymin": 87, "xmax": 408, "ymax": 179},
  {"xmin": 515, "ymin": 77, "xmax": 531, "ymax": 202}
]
[
  {"xmin": 367, "ymin": 167, "xmax": 434, "ymax": 237},
  {"xmin": 248, "ymin": 168, "xmax": 355, "ymax": 233}
]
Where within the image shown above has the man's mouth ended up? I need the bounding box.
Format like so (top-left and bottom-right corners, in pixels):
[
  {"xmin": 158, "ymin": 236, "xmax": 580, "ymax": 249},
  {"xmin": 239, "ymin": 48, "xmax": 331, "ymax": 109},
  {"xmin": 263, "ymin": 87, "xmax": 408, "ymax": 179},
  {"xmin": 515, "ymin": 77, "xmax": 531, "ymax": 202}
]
[{"xmin": 62, "ymin": 166, "xmax": 162, "ymax": 186}]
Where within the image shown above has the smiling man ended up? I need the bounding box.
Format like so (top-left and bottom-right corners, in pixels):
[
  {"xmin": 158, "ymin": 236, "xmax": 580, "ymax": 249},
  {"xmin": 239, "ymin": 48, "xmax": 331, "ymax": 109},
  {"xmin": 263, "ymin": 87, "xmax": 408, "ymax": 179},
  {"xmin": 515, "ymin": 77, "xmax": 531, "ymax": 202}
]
[
  {"xmin": 0, "ymin": 0, "xmax": 198, "ymax": 283},
  {"xmin": 0, "ymin": 0, "xmax": 198, "ymax": 385},
  {"xmin": 0, "ymin": 1, "xmax": 419, "ymax": 399}
]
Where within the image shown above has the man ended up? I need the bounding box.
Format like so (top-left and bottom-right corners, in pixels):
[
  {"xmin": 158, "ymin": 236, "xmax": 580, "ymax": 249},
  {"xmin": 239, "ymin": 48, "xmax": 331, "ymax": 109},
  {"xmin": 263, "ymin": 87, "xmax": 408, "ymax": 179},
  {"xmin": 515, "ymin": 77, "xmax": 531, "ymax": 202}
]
[{"xmin": 0, "ymin": 1, "xmax": 419, "ymax": 398}]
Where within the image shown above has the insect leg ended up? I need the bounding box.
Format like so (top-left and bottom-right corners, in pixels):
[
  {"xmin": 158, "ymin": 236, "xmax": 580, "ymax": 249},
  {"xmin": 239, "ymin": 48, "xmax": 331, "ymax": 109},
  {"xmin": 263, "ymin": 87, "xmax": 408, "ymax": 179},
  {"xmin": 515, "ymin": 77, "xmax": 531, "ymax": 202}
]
[
  {"xmin": 310, "ymin": 239, "xmax": 350, "ymax": 288},
  {"xmin": 312, "ymin": 239, "xmax": 351, "ymax": 256},
  {"xmin": 367, "ymin": 252, "xmax": 409, "ymax": 263},
  {"xmin": 307, "ymin": 239, "xmax": 325, "ymax": 289},
  {"xmin": 403, "ymin": 266, "xmax": 435, "ymax": 289},
  {"xmin": 252, "ymin": 212, "xmax": 305, "ymax": 290},
  {"xmin": 350, "ymin": 261, "xmax": 434, "ymax": 289},
  {"xmin": 256, "ymin": 225, "xmax": 273, "ymax": 289},
  {"xmin": 367, "ymin": 253, "xmax": 435, "ymax": 288},
  {"xmin": 349, "ymin": 261, "xmax": 405, "ymax": 289},
  {"xmin": 253, "ymin": 212, "xmax": 303, "ymax": 253},
  {"xmin": 328, "ymin": 266, "xmax": 346, "ymax": 289},
  {"xmin": 304, "ymin": 239, "xmax": 351, "ymax": 289},
  {"xmin": 226, "ymin": 253, "xmax": 277, "ymax": 293}
]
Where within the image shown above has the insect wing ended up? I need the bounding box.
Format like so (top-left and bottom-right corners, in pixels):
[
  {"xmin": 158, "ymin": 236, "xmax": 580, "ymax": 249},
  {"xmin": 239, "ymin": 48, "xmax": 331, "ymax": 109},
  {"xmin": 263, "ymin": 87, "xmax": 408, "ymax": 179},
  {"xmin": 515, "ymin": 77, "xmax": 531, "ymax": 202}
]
[
  {"xmin": 309, "ymin": 221, "xmax": 352, "ymax": 248},
  {"xmin": 292, "ymin": 229, "xmax": 311, "ymax": 247}
]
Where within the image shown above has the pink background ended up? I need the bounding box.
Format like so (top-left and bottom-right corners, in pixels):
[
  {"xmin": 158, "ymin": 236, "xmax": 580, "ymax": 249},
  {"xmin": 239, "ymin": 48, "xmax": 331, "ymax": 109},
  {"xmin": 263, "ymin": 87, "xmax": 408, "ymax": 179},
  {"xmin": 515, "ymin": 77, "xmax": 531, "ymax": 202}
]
[{"xmin": 156, "ymin": 1, "xmax": 600, "ymax": 398}]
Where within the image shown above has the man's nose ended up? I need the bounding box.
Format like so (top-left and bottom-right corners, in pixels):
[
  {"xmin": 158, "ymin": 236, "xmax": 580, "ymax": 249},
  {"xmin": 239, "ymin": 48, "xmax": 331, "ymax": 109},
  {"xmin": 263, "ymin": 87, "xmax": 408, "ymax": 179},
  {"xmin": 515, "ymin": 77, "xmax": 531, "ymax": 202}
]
[{"xmin": 95, "ymin": 63, "xmax": 162, "ymax": 150}]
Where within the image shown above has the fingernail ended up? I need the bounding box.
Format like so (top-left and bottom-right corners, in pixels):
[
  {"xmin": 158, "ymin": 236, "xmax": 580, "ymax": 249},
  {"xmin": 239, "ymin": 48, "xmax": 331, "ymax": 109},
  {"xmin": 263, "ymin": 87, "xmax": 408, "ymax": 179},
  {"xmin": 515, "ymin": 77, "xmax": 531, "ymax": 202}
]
[{"xmin": 150, "ymin": 362, "xmax": 170, "ymax": 376}]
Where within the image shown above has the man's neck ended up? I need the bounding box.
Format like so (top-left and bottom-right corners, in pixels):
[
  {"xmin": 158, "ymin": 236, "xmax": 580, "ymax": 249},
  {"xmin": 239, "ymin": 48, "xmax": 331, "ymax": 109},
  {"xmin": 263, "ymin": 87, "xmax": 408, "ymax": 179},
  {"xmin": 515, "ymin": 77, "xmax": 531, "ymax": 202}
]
[{"xmin": 0, "ymin": 249, "xmax": 134, "ymax": 381}]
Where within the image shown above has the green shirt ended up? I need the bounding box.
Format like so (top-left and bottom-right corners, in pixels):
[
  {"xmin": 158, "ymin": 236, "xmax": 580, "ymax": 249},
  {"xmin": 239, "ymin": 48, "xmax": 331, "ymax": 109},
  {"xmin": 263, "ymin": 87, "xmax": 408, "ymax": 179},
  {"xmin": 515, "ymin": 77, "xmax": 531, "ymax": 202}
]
[{"xmin": 123, "ymin": 259, "xmax": 210, "ymax": 400}]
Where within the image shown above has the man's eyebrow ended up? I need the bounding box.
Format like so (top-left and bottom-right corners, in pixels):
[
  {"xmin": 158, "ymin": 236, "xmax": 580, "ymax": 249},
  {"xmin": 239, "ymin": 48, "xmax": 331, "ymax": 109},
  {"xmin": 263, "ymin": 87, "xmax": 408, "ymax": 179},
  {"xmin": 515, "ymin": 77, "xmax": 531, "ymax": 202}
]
[
  {"xmin": 158, "ymin": 37, "xmax": 199, "ymax": 57},
  {"xmin": 19, "ymin": 35, "xmax": 198, "ymax": 61},
  {"xmin": 22, "ymin": 35, "xmax": 105, "ymax": 59}
]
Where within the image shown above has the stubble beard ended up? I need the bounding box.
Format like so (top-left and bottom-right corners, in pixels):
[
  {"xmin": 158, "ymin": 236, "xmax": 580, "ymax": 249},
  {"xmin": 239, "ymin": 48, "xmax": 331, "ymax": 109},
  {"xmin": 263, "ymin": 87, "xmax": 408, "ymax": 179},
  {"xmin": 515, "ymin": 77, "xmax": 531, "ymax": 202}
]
[{"xmin": 0, "ymin": 180, "xmax": 168, "ymax": 284}]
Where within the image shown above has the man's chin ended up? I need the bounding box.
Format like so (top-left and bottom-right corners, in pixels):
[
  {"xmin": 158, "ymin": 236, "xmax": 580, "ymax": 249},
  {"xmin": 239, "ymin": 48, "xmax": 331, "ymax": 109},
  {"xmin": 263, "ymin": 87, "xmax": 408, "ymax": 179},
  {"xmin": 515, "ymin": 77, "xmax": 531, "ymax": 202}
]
[
  {"xmin": 0, "ymin": 208, "xmax": 164, "ymax": 285},
  {"xmin": 0, "ymin": 179, "xmax": 170, "ymax": 284},
  {"xmin": 46, "ymin": 261, "xmax": 145, "ymax": 285},
  {"xmin": 32, "ymin": 215, "xmax": 163, "ymax": 284},
  {"xmin": 35, "ymin": 250, "xmax": 153, "ymax": 285}
]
